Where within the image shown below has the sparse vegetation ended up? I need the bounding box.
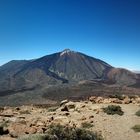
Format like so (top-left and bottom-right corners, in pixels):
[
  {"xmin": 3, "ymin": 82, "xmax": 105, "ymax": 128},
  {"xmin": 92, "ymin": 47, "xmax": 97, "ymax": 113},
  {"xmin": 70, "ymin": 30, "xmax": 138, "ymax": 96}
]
[
  {"xmin": 0, "ymin": 121, "xmax": 9, "ymax": 135},
  {"xmin": 103, "ymin": 105, "xmax": 124, "ymax": 115},
  {"xmin": 108, "ymin": 94, "xmax": 125, "ymax": 100},
  {"xmin": 47, "ymin": 124, "xmax": 102, "ymax": 140},
  {"xmin": 0, "ymin": 120, "xmax": 9, "ymax": 128},
  {"xmin": 18, "ymin": 124, "xmax": 103, "ymax": 140},
  {"xmin": 135, "ymin": 109, "xmax": 140, "ymax": 116},
  {"xmin": 75, "ymin": 108, "xmax": 81, "ymax": 113},
  {"xmin": 132, "ymin": 125, "xmax": 140, "ymax": 132},
  {"xmin": 81, "ymin": 122, "xmax": 94, "ymax": 129},
  {"xmin": 1, "ymin": 100, "xmax": 140, "ymax": 139}
]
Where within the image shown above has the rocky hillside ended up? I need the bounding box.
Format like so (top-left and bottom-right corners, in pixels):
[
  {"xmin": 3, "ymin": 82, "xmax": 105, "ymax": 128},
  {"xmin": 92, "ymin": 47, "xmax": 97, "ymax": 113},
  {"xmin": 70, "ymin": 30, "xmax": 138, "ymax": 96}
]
[{"xmin": 107, "ymin": 68, "xmax": 139, "ymax": 86}]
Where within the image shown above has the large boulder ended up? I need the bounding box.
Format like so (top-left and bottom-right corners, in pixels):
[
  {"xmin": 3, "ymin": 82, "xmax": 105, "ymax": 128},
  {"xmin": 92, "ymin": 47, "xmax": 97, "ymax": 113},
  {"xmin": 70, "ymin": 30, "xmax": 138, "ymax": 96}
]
[
  {"xmin": 123, "ymin": 96, "xmax": 131, "ymax": 104},
  {"xmin": 61, "ymin": 106, "xmax": 69, "ymax": 112},
  {"xmin": 8, "ymin": 123, "xmax": 37, "ymax": 137},
  {"xmin": 60, "ymin": 101, "xmax": 76, "ymax": 112},
  {"xmin": 53, "ymin": 116, "xmax": 69, "ymax": 125},
  {"xmin": 65, "ymin": 102, "xmax": 76, "ymax": 110},
  {"xmin": 96, "ymin": 97, "xmax": 104, "ymax": 103},
  {"xmin": 135, "ymin": 97, "xmax": 140, "ymax": 104},
  {"xmin": 89, "ymin": 96, "xmax": 97, "ymax": 103},
  {"xmin": 60, "ymin": 100, "xmax": 68, "ymax": 106}
]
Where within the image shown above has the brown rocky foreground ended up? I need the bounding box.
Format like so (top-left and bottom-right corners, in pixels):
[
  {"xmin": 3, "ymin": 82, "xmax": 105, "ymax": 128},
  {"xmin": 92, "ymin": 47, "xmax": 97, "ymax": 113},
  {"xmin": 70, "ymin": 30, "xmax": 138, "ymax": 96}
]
[{"xmin": 0, "ymin": 95, "xmax": 140, "ymax": 140}]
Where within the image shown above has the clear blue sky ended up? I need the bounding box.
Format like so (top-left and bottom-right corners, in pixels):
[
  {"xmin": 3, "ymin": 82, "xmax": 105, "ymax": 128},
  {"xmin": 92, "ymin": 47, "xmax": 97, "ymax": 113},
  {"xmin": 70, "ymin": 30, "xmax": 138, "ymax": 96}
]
[{"xmin": 0, "ymin": 0, "xmax": 140, "ymax": 70}]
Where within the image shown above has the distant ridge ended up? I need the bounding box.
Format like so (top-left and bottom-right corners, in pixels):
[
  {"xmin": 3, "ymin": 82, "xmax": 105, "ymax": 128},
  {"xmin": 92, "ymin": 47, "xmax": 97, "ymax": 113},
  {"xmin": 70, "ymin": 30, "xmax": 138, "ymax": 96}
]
[
  {"xmin": 0, "ymin": 49, "xmax": 139, "ymax": 106},
  {"xmin": 133, "ymin": 71, "xmax": 140, "ymax": 74},
  {"xmin": 0, "ymin": 49, "xmax": 112, "ymax": 91},
  {"xmin": 0, "ymin": 49, "xmax": 139, "ymax": 91}
]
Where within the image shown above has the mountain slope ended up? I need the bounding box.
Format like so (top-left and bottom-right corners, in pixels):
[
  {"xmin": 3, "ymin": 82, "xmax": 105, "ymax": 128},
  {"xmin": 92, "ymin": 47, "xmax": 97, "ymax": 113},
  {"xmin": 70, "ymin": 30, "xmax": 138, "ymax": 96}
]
[
  {"xmin": 107, "ymin": 68, "xmax": 139, "ymax": 86},
  {"xmin": 0, "ymin": 49, "xmax": 112, "ymax": 92},
  {"xmin": 0, "ymin": 49, "xmax": 139, "ymax": 99},
  {"xmin": 0, "ymin": 60, "xmax": 30, "ymax": 91},
  {"xmin": 33, "ymin": 49, "xmax": 112, "ymax": 81}
]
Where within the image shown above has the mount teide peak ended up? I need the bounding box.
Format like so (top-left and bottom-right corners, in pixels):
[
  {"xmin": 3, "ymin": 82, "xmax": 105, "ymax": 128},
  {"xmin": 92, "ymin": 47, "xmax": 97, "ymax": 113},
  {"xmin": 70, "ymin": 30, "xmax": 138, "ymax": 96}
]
[
  {"xmin": 60, "ymin": 49, "xmax": 76, "ymax": 56},
  {"xmin": 0, "ymin": 49, "xmax": 139, "ymax": 93}
]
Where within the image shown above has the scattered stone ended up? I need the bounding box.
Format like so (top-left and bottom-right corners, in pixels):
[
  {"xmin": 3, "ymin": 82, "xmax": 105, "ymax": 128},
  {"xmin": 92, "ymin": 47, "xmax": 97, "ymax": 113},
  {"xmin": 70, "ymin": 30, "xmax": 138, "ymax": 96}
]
[
  {"xmin": 60, "ymin": 100, "xmax": 68, "ymax": 106},
  {"xmin": 96, "ymin": 97, "xmax": 104, "ymax": 103},
  {"xmin": 15, "ymin": 107, "xmax": 20, "ymax": 111},
  {"xmin": 17, "ymin": 119, "xmax": 26, "ymax": 125},
  {"xmin": 123, "ymin": 97, "xmax": 131, "ymax": 104},
  {"xmin": 89, "ymin": 96, "xmax": 97, "ymax": 102},
  {"xmin": 36, "ymin": 121, "xmax": 45, "ymax": 127},
  {"xmin": 65, "ymin": 112, "xmax": 70, "ymax": 116},
  {"xmin": 89, "ymin": 115, "xmax": 94, "ymax": 119},
  {"xmin": 9, "ymin": 131, "xmax": 18, "ymax": 138},
  {"xmin": 135, "ymin": 97, "xmax": 140, "ymax": 104},
  {"xmin": 60, "ymin": 101, "xmax": 76, "ymax": 112},
  {"xmin": 36, "ymin": 126, "xmax": 44, "ymax": 133},
  {"xmin": 7, "ymin": 117, "xmax": 17, "ymax": 123},
  {"xmin": 84, "ymin": 101, "xmax": 89, "ymax": 104},
  {"xmin": 103, "ymin": 99, "xmax": 112, "ymax": 104},
  {"xmin": 81, "ymin": 116, "xmax": 86, "ymax": 121},
  {"xmin": 88, "ymin": 96, "xmax": 140, "ymax": 104},
  {"xmin": 0, "ymin": 114, "xmax": 14, "ymax": 117},
  {"xmin": 65, "ymin": 101, "xmax": 76, "ymax": 110},
  {"xmin": 26, "ymin": 126, "xmax": 37, "ymax": 134},
  {"xmin": 53, "ymin": 116, "xmax": 69, "ymax": 124},
  {"xmin": 0, "ymin": 107, "xmax": 4, "ymax": 113},
  {"xmin": 81, "ymin": 105, "xmax": 86, "ymax": 108},
  {"xmin": 50, "ymin": 116, "xmax": 54, "ymax": 121},
  {"xmin": 90, "ymin": 120, "xmax": 94, "ymax": 123},
  {"xmin": 96, "ymin": 110, "xmax": 100, "ymax": 114},
  {"xmin": 18, "ymin": 116, "xmax": 26, "ymax": 119},
  {"xmin": 61, "ymin": 106, "xmax": 69, "ymax": 112},
  {"xmin": 0, "ymin": 97, "xmax": 140, "ymax": 139},
  {"xmin": 112, "ymin": 98, "xmax": 122, "ymax": 104},
  {"xmin": 8, "ymin": 123, "xmax": 26, "ymax": 137}
]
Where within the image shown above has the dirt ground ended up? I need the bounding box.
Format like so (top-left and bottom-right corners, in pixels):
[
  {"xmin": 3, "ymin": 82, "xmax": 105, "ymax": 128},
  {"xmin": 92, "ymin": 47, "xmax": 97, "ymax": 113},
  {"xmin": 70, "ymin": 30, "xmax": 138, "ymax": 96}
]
[{"xmin": 0, "ymin": 102, "xmax": 140, "ymax": 140}]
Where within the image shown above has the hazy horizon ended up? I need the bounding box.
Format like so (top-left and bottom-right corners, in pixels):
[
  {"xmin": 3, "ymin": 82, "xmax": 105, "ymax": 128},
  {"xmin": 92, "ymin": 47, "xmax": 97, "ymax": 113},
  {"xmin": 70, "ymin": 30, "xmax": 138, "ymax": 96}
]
[{"xmin": 0, "ymin": 0, "xmax": 139, "ymax": 71}]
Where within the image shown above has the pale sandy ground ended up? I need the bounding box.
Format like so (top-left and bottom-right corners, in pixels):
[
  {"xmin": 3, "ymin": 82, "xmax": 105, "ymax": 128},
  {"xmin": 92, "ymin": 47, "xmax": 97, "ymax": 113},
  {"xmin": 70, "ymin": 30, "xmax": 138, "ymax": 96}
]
[
  {"xmin": 68, "ymin": 103, "xmax": 140, "ymax": 140},
  {"xmin": 93, "ymin": 104, "xmax": 140, "ymax": 140},
  {"xmin": 0, "ymin": 102, "xmax": 140, "ymax": 140},
  {"xmin": 54, "ymin": 103, "xmax": 140, "ymax": 140}
]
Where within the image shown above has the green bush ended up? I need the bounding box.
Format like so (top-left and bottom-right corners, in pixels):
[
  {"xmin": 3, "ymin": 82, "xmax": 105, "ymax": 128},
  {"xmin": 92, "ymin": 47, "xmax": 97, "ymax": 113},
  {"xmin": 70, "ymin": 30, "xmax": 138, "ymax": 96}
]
[
  {"xmin": 18, "ymin": 124, "xmax": 103, "ymax": 140},
  {"xmin": 47, "ymin": 124, "xmax": 103, "ymax": 140},
  {"xmin": 108, "ymin": 94, "xmax": 125, "ymax": 100},
  {"xmin": 0, "ymin": 120, "xmax": 9, "ymax": 128},
  {"xmin": 132, "ymin": 125, "xmax": 140, "ymax": 132},
  {"xmin": 0, "ymin": 121, "xmax": 9, "ymax": 135},
  {"xmin": 81, "ymin": 122, "xmax": 94, "ymax": 129},
  {"xmin": 103, "ymin": 105, "xmax": 124, "ymax": 116},
  {"xmin": 135, "ymin": 110, "xmax": 140, "ymax": 116}
]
